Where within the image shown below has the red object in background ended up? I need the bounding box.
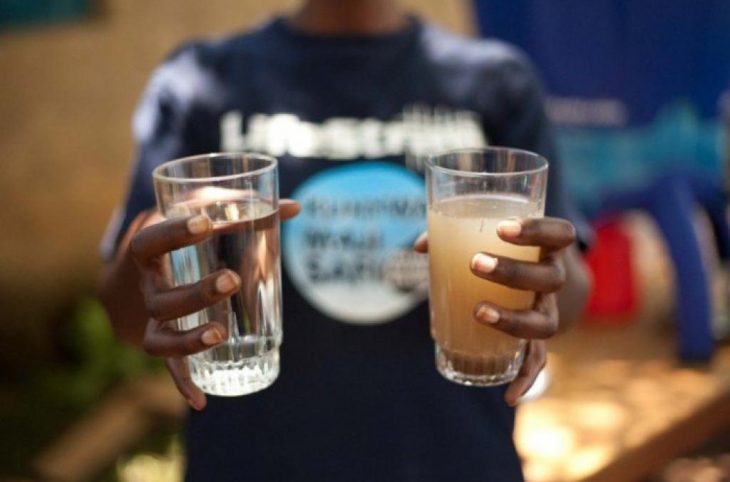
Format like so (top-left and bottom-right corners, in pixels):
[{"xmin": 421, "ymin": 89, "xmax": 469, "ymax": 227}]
[{"xmin": 584, "ymin": 217, "xmax": 637, "ymax": 324}]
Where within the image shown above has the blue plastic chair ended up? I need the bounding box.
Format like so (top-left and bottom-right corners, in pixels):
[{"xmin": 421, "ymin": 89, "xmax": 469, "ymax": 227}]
[{"xmin": 599, "ymin": 171, "xmax": 729, "ymax": 361}]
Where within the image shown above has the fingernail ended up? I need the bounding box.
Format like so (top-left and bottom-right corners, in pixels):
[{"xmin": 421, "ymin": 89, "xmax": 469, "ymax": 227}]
[
  {"xmin": 471, "ymin": 253, "xmax": 497, "ymax": 273},
  {"xmin": 475, "ymin": 305, "xmax": 500, "ymax": 324},
  {"xmin": 413, "ymin": 232, "xmax": 428, "ymax": 248},
  {"xmin": 187, "ymin": 215, "xmax": 211, "ymax": 234},
  {"xmin": 186, "ymin": 398, "xmax": 199, "ymax": 410},
  {"xmin": 201, "ymin": 328, "xmax": 224, "ymax": 346},
  {"xmin": 215, "ymin": 272, "xmax": 238, "ymax": 293},
  {"xmin": 498, "ymin": 219, "xmax": 522, "ymax": 237}
]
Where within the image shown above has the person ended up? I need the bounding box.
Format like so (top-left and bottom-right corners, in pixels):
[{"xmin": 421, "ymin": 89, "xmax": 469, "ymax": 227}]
[{"xmin": 99, "ymin": 0, "xmax": 591, "ymax": 480}]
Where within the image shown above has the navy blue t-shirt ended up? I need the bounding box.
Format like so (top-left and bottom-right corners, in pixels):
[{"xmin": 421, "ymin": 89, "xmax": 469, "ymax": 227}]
[{"xmin": 105, "ymin": 17, "xmax": 580, "ymax": 482}]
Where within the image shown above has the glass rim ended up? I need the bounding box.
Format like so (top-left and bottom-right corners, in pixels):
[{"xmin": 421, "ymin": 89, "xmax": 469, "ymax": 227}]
[
  {"xmin": 152, "ymin": 152, "xmax": 278, "ymax": 184},
  {"xmin": 426, "ymin": 147, "xmax": 548, "ymax": 178}
]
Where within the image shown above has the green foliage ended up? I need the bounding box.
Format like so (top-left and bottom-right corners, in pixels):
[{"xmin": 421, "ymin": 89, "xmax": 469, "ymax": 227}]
[
  {"xmin": 49, "ymin": 298, "xmax": 161, "ymax": 407},
  {"xmin": 0, "ymin": 297, "xmax": 162, "ymax": 478}
]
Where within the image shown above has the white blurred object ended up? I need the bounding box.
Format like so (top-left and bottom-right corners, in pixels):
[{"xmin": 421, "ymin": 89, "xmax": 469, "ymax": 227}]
[
  {"xmin": 117, "ymin": 441, "xmax": 183, "ymax": 482},
  {"xmin": 522, "ymin": 368, "xmax": 551, "ymax": 402}
]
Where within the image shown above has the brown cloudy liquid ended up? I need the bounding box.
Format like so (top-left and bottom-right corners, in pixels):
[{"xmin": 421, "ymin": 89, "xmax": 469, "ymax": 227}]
[{"xmin": 428, "ymin": 194, "xmax": 541, "ymax": 385}]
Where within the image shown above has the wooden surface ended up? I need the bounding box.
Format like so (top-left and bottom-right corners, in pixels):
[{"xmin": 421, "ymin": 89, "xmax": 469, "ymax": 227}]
[
  {"xmin": 33, "ymin": 376, "xmax": 186, "ymax": 482},
  {"xmin": 34, "ymin": 321, "xmax": 730, "ymax": 482},
  {"xmin": 516, "ymin": 321, "xmax": 730, "ymax": 482}
]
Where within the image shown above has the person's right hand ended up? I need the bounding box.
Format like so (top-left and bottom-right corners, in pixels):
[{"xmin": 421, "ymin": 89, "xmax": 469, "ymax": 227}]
[{"xmin": 128, "ymin": 199, "xmax": 301, "ymax": 410}]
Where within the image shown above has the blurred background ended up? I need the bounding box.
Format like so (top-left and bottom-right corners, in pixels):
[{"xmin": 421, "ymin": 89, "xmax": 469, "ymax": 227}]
[{"xmin": 1, "ymin": 1, "xmax": 729, "ymax": 481}]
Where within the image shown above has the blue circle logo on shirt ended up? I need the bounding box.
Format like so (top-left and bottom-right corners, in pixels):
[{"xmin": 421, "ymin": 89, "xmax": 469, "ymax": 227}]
[{"xmin": 283, "ymin": 162, "xmax": 428, "ymax": 325}]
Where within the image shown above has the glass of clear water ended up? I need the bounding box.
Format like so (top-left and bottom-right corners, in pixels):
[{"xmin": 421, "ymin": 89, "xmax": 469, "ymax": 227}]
[{"xmin": 153, "ymin": 153, "xmax": 281, "ymax": 396}]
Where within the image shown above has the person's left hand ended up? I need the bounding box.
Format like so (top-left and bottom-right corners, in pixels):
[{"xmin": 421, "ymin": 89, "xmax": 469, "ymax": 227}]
[{"xmin": 414, "ymin": 217, "xmax": 576, "ymax": 406}]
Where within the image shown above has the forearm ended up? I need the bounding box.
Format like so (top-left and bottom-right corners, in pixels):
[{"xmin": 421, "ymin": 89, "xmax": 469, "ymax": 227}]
[
  {"xmin": 98, "ymin": 248, "xmax": 148, "ymax": 346},
  {"xmin": 97, "ymin": 213, "xmax": 151, "ymax": 347},
  {"xmin": 556, "ymin": 245, "xmax": 592, "ymax": 333}
]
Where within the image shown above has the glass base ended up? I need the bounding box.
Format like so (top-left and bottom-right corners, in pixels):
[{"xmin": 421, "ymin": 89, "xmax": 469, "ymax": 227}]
[
  {"xmin": 435, "ymin": 344, "xmax": 525, "ymax": 387},
  {"xmin": 189, "ymin": 348, "xmax": 279, "ymax": 396}
]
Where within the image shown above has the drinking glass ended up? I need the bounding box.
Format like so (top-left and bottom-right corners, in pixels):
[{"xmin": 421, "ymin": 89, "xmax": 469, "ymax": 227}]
[
  {"xmin": 426, "ymin": 147, "xmax": 548, "ymax": 386},
  {"xmin": 154, "ymin": 153, "xmax": 281, "ymax": 396}
]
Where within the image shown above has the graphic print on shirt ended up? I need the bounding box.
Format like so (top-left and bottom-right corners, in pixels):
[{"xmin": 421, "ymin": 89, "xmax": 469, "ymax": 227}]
[
  {"xmin": 283, "ymin": 162, "xmax": 428, "ymax": 325},
  {"xmin": 220, "ymin": 105, "xmax": 487, "ymax": 173}
]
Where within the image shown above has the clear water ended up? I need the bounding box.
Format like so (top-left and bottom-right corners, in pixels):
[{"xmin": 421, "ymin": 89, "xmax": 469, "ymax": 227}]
[{"xmin": 167, "ymin": 198, "xmax": 281, "ymax": 396}]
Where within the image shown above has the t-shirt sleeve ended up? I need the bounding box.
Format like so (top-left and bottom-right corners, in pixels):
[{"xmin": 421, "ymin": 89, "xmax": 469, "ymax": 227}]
[
  {"xmin": 99, "ymin": 46, "xmax": 204, "ymax": 261},
  {"xmin": 487, "ymin": 48, "xmax": 593, "ymax": 249}
]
